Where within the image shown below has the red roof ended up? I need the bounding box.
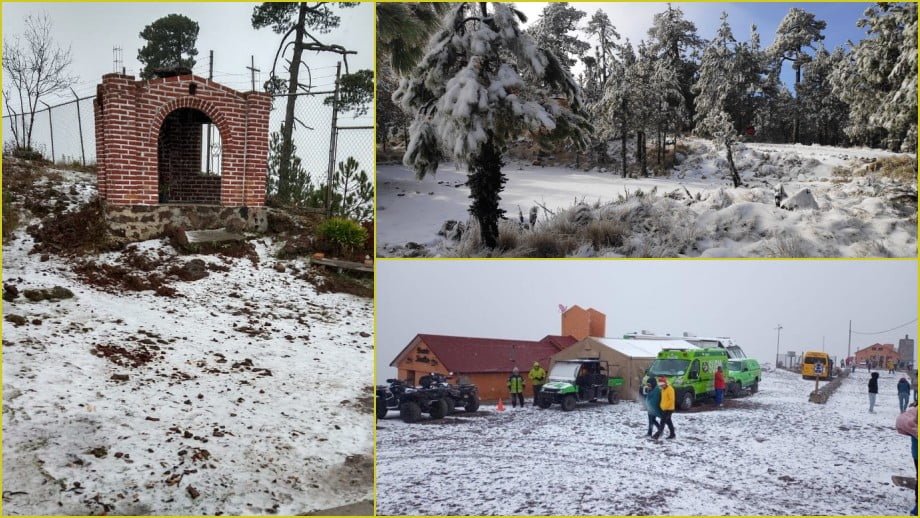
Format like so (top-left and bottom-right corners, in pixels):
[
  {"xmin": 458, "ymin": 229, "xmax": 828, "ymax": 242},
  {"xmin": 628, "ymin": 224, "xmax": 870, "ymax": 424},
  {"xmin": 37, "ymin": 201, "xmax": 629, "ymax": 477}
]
[{"xmin": 394, "ymin": 334, "xmax": 575, "ymax": 374}]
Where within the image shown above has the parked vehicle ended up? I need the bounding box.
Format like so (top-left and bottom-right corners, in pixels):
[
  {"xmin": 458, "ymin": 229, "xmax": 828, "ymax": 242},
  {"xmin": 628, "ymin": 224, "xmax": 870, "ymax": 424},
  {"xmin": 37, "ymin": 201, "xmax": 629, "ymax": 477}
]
[
  {"xmin": 801, "ymin": 351, "xmax": 832, "ymax": 380},
  {"xmin": 376, "ymin": 374, "xmax": 480, "ymax": 423},
  {"xmin": 537, "ymin": 358, "xmax": 624, "ymax": 411},
  {"xmin": 641, "ymin": 348, "xmax": 730, "ymax": 410},
  {"xmin": 418, "ymin": 373, "xmax": 480, "ymax": 414},
  {"xmin": 727, "ymin": 358, "xmax": 762, "ymax": 396},
  {"xmin": 624, "ymin": 332, "xmax": 747, "ymax": 359}
]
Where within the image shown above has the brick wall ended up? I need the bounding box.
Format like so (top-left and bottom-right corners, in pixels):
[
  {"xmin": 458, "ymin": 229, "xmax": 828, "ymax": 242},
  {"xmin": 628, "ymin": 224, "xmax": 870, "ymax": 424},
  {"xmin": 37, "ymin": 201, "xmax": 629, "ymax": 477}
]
[{"xmin": 94, "ymin": 73, "xmax": 271, "ymax": 207}]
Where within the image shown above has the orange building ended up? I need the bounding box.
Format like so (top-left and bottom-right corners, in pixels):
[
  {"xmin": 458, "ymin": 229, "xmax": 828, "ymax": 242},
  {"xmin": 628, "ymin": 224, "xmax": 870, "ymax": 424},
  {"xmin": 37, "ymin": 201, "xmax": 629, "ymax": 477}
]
[
  {"xmin": 854, "ymin": 343, "xmax": 900, "ymax": 368},
  {"xmin": 389, "ymin": 306, "xmax": 609, "ymax": 400}
]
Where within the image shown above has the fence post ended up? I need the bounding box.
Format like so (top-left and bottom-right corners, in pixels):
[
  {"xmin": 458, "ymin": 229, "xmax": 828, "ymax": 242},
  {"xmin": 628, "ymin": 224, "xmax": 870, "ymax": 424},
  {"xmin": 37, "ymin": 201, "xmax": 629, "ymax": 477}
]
[
  {"xmin": 40, "ymin": 101, "xmax": 55, "ymax": 163},
  {"xmin": 71, "ymin": 88, "xmax": 86, "ymax": 166},
  {"xmin": 324, "ymin": 61, "xmax": 342, "ymax": 218}
]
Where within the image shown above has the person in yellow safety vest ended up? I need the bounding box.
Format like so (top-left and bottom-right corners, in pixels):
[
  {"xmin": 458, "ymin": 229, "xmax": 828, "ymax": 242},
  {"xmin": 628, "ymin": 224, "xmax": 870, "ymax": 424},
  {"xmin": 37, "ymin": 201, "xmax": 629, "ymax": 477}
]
[
  {"xmin": 507, "ymin": 367, "xmax": 525, "ymax": 408},
  {"xmin": 652, "ymin": 377, "xmax": 676, "ymax": 440},
  {"xmin": 528, "ymin": 362, "xmax": 547, "ymax": 407}
]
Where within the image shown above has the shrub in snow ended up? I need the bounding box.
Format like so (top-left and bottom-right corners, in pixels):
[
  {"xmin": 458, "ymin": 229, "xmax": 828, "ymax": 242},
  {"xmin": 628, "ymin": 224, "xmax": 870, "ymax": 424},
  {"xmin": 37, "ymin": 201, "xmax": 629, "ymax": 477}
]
[
  {"xmin": 394, "ymin": 3, "xmax": 590, "ymax": 249},
  {"xmin": 317, "ymin": 218, "xmax": 367, "ymax": 258}
]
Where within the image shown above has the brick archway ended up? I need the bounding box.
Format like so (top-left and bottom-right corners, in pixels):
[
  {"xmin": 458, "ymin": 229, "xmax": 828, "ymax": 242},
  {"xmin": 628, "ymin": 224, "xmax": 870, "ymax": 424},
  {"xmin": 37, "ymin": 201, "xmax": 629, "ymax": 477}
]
[{"xmin": 94, "ymin": 73, "xmax": 270, "ymax": 207}]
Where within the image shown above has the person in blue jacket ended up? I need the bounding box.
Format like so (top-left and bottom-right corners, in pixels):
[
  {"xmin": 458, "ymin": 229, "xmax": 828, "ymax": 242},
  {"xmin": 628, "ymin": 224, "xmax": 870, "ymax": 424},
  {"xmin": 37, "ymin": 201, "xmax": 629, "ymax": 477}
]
[
  {"xmin": 898, "ymin": 377, "xmax": 911, "ymax": 413},
  {"xmin": 645, "ymin": 378, "xmax": 662, "ymax": 437}
]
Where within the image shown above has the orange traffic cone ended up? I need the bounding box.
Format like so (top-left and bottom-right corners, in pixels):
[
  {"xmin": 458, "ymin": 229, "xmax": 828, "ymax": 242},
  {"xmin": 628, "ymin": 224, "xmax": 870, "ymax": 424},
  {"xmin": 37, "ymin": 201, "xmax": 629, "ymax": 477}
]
[{"xmin": 496, "ymin": 397, "xmax": 505, "ymax": 412}]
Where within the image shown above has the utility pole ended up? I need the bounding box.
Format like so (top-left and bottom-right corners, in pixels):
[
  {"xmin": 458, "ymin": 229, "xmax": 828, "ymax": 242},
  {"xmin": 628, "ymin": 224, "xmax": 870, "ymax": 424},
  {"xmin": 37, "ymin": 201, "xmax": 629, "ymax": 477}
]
[
  {"xmin": 774, "ymin": 324, "xmax": 783, "ymax": 369},
  {"xmin": 847, "ymin": 320, "xmax": 852, "ymax": 361},
  {"xmin": 246, "ymin": 55, "xmax": 260, "ymax": 92},
  {"xmin": 324, "ymin": 61, "xmax": 342, "ymax": 217}
]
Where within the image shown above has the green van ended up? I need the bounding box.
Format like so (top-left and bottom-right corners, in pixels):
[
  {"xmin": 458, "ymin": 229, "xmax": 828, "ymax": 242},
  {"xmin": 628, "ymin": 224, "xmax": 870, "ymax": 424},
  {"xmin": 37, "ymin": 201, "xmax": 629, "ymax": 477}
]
[
  {"xmin": 642, "ymin": 348, "xmax": 729, "ymax": 410},
  {"xmin": 727, "ymin": 358, "xmax": 762, "ymax": 396}
]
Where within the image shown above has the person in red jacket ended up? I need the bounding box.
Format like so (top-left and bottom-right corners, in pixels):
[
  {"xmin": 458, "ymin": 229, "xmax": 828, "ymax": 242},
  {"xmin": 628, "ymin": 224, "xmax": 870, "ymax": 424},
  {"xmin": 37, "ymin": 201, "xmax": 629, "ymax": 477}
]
[{"xmin": 714, "ymin": 366, "xmax": 726, "ymax": 408}]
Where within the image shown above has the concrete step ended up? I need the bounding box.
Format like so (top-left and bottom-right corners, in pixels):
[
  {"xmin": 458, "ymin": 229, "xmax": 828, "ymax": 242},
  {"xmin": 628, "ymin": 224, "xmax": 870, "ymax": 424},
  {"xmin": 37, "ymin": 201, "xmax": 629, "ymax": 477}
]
[{"xmin": 185, "ymin": 229, "xmax": 246, "ymax": 244}]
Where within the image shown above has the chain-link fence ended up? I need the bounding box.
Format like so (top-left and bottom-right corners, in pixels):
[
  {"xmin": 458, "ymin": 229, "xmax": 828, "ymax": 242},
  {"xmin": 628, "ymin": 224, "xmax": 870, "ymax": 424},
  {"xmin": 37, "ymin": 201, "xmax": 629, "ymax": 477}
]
[
  {"xmin": 269, "ymin": 88, "xmax": 373, "ymax": 217},
  {"xmin": 2, "ymin": 94, "xmax": 95, "ymax": 165}
]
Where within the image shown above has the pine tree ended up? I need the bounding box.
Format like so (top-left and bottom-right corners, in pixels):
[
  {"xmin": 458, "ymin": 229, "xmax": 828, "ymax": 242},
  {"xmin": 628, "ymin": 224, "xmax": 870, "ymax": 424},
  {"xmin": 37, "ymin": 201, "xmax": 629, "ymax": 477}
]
[
  {"xmin": 252, "ymin": 2, "xmax": 359, "ymax": 207},
  {"xmin": 595, "ymin": 41, "xmax": 638, "ymax": 177},
  {"xmin": 646, "ymin": 4, "xmax": 704, "ymax": 129},
  {"xmin": 797, "ymin": 45, "xmax": 849, "ymax": 145},
  {"xmin": 694, "ymin": 12, "xmax": 748, "ymax": 187},
  {"xmin": 527, "ymin": 3, "xmax": 591, "ymax": 69},
  {"xmin": 137, "ymin": 14, "xmax": 199, "ymax": 80},
  {"xmin": 767, "ymin": 8, "xmax": 826, "ymax": 143},
  {"xmin": 831, "ymin": 3, "xmax": 917, "ymax": 152},
  {"xmin": 394, "ymin": 3, "xmax": 590, "ymax": 249},
  {"xmin": 584, "ymin": 10, "xmax": 619, "ymax": 84}
]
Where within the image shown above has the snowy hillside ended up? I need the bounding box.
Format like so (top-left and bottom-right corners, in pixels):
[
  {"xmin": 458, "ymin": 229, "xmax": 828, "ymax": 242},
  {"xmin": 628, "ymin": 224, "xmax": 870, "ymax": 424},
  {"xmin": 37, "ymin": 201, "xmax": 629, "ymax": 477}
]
[
  {"xmin": 376, "ymin": 139, "xmax": 917, "ymax": 257},
  {"xmin": 376, "ymin": 367, "xmax": 917, "ymax": 516},
  {"xmin": 2, "ymin": 163, "xmax": 373, "ymax": 515}
]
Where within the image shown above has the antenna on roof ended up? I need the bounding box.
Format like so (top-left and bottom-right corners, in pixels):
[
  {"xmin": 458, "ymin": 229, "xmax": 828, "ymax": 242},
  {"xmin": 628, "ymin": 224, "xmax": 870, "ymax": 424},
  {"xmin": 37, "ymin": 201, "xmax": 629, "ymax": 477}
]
[{"xmin": 558, "ymin": 304, "xmax": 567, "ymax": 313}]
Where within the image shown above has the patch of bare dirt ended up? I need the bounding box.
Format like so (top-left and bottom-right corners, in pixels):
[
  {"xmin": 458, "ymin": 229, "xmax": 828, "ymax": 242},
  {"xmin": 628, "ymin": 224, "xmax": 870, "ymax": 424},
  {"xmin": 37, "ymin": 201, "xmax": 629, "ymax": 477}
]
[{"xmin": 29, "ymin": 197, "xmax": 116, "ymax": 257}]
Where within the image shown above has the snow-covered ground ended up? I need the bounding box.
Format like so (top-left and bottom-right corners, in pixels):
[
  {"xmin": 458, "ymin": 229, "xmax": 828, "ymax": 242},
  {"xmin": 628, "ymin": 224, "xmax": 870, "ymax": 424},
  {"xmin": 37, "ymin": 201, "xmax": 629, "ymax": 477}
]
[
  {"xmin": 376, "ymin": 367, "xmax": 917, "ymax": 516},
  {"xmin": 376, "ymin": 139, "xmax": 916, "ymax": 257},
  {"xmin": 2, "ymin": 169, "xmax": 374, "ymax": 515}
]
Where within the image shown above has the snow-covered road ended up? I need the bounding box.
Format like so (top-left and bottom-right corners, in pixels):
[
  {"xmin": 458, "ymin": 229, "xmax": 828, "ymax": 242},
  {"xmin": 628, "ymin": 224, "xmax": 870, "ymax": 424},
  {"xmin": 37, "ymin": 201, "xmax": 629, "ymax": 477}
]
[{"xmin": 376, "ymin": 367, "xmax": 917, "ymax": 516}]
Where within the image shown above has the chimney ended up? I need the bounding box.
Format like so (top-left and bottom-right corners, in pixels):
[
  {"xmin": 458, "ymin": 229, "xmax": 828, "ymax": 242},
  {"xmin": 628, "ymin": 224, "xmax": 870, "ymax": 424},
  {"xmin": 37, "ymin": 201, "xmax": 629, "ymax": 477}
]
[
  {"xmin": 587, "ymin": 308, "xmax": 606, "ymax": 338},
  {"xmin": 561, "ymin": 306, "xmax": 606, "ymax": 341}
]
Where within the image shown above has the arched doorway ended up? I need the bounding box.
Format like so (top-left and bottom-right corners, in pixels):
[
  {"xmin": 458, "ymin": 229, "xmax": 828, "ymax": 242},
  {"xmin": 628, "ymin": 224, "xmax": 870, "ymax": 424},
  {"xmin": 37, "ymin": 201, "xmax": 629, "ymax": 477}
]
[{"xmin": 157, "ymin": 108, "xmax": 222, "ymax": 204}]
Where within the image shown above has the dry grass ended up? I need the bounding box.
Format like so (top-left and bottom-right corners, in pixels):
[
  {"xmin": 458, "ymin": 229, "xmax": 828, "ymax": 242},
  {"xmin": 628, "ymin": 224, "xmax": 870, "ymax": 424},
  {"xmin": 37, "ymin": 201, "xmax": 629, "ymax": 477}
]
[{"xmin": 834, "ymin": 155, "xmax": 917, "ymax": 184}]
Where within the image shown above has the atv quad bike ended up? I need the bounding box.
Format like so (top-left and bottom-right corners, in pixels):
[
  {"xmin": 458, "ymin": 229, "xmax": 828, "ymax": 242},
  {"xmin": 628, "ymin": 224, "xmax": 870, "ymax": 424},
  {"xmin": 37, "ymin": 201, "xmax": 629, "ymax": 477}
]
[
  {"xmin": 418, "ymin": 373, "xmax": 480, "ymax": 414},
  {"xmin": 376, "ymin": 376, "xmax": 479, "ymax": 423},
  {"xmin": 537, "ymin": 359, "xmax": 624, "ymax": 411}
]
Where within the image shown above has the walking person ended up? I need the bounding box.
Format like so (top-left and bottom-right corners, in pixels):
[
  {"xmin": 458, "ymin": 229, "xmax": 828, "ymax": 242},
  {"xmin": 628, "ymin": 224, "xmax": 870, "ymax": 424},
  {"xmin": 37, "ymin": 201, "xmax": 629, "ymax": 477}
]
[
  {"xmin": 898, "ymin": 377, "xmax": 912, "ymax": 413},
  {"xmin": 868, "ymin": 372, "xmax": 879, "ymax": 413},
  {"xmin": 507, "ymin": 367, "xmax": 525, "ymax": 409},
  {"xmin": 644, "ymin": 378, "xmax": 662, "ymax": 437},
  {"xmin": 528, "ymin": 361, "xmax": 546, "ymax": 407},
  {"xmin": 714, "ymin": 366, "xmax": 726, "ymax": 408},
  {"xmin": 652, "ymin": 377, "xmax": 676, "ymax": 440}
]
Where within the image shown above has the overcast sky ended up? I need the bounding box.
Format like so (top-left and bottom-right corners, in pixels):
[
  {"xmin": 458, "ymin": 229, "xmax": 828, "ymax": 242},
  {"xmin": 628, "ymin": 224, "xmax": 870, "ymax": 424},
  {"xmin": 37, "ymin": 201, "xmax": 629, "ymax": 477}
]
[
  {"xmin": 513, "ymin": 2, "xmax": 873, "ymax": 89},
  {"xmin": 376, "ymin": 260, "xmax": 917, "ymax": 377},
  {"xmin": 2, "ymin": 2, "xmax": 373, "ymax": 105}
]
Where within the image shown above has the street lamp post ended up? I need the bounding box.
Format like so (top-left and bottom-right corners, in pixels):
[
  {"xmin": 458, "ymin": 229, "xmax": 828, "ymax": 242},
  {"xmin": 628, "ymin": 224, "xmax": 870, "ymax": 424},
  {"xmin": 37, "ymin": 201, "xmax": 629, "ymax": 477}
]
[{"xmin": 775, "ymin": 324, "xmax": 783, "ymax": 369}]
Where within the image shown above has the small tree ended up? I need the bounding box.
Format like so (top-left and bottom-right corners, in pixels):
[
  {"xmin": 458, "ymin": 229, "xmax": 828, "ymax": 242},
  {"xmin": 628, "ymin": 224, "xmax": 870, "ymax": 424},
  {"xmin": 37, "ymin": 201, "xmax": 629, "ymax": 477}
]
[
  {"xmin": 2, "ymin": 12, "xmax": 76, "ymax": 151},
  {"xmin": 394, "ymin": 3, "xmax": 590, "ymax": 249},
  {"xmin": 311, "ymin": 157, "xmax": 373, "ymax": 222},
  {"xmin": 137, "ymin": 14, "xmax": 200, "ymax": 79},
  {"xmin": 265, "ymin": 131, "xmax": 316, "ymax": 208},
  {"xmin": 695, "ymin": 12, "xmax": 746, "ymax": 187}
]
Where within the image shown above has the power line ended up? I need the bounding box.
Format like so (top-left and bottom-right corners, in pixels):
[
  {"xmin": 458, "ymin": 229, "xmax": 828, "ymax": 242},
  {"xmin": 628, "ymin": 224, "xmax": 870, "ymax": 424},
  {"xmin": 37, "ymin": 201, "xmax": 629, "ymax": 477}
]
[{"xmin": 852, "ymin": 318, "xmax": 918, "ymax": 335}]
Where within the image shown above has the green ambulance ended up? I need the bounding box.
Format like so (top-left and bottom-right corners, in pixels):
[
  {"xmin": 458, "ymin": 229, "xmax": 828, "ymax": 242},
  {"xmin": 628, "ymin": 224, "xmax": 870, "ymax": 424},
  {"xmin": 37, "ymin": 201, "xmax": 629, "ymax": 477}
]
[{"xmin": 641, "ymin": 348, "xmax": 730, "ymax": 410}]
